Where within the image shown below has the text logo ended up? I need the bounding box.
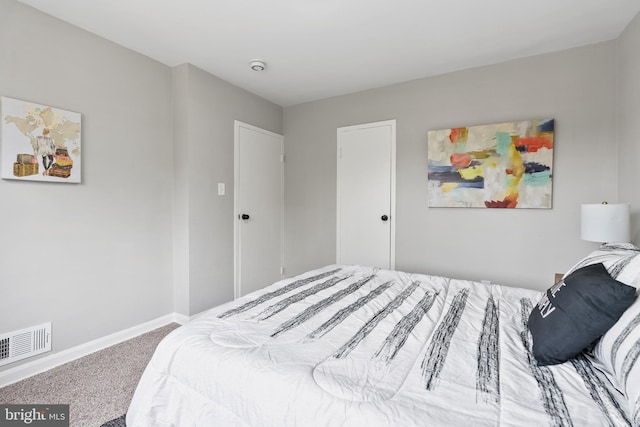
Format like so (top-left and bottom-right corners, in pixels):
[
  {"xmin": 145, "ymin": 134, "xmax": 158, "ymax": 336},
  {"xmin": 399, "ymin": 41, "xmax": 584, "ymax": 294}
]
[{"xmin": 0, "ymin": 405, "xmax": 69, "ymax": 426}]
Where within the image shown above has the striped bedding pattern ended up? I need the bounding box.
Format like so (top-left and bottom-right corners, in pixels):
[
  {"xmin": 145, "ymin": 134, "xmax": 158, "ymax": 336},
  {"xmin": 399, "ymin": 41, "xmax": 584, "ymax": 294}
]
[{"xmin": 127, "ymin": 265, "xmax": 633, "ymax": 427}]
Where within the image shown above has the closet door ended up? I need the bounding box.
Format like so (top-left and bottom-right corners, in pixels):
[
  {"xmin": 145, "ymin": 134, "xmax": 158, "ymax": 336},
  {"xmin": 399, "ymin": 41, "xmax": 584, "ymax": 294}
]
[
  {"xmin": 234, "ymin": 121, "xmax": 283, "ymax": 298},
  {"xmin": 337, "ymin": 120, "xmax": 396, "ymax": 269}
]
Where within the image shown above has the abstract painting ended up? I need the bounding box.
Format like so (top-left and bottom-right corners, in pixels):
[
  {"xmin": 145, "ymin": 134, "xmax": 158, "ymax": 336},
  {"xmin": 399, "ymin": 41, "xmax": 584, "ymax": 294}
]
[
  {"xmin": 427, "ymin": 119, "xmax": 554, "ymax": 208},
  {"xmin": 1, "ymin": 96, "xmax": 81, "ymax": 183}
]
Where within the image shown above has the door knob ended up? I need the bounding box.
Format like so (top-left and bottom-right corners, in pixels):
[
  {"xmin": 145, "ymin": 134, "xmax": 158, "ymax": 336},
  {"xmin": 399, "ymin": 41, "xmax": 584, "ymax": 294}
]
[
  {"xmin": 381, "ymin": 215, "xmax": 389, "ymax": 221},
  {"xmin": 240, "ymin": 214, "xmax": 250, "ymax": 220}
]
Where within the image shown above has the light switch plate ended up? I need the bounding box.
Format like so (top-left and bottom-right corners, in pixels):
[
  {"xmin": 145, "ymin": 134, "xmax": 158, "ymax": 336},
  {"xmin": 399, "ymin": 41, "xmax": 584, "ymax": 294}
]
[{"xmin": 217, "ymin": 183, "xmax": 225, "ymax": 196}]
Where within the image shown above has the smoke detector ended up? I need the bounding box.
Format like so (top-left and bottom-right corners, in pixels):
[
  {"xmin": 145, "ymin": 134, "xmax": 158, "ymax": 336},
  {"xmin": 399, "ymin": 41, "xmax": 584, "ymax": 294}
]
[{"xmin": 250, "ymin": 60, "xmax": 266, "ymax": 71}]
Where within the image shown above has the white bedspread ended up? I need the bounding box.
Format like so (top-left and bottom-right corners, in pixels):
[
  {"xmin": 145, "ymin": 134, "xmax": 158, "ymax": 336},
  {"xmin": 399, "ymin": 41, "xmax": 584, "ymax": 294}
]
[{"xmin": 127, "ymin": 265, "xmax": 632, "ymax": 426}]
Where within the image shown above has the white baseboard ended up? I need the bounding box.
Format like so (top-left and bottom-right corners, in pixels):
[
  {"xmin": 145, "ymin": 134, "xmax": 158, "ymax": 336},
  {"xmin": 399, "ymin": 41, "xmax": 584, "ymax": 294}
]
[
  {"xmin": 172, "ymin": 312, "xmax": 190, "ymax": 325},
  {"xmin": 0, "ymin": 312, "xmax": 189, "ymax": 389}
]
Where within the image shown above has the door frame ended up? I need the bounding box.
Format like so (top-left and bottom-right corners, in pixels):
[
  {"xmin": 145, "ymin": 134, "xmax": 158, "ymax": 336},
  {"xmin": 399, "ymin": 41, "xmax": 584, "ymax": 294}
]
[
  {"xmin": 336, "ymin": 119, "xmax": 396, "ymax": 269},
  {"xmin": 234, "ymin": 120, "xmax": 284, "ymax": 299}
]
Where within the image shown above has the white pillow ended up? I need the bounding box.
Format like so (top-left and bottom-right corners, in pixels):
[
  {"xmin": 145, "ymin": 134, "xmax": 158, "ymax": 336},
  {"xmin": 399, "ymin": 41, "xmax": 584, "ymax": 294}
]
[
  {"xmin": 592, "ymin": 302, "xmax": 640, "ymax": 420},
  {"xmin": 568, "ymin": 243, "xmax": 640, "ymax": 422},
  {"xmin": 563, "ymin": 243, "xmax": 640, "ymax": 289}
]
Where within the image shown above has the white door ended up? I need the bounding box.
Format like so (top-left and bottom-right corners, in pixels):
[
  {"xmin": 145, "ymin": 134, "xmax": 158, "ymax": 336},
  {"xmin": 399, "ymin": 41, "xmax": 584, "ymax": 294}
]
[
  {"xmin": 337, "ymin": 119, "xmax": 396, "ymax": 269},
  {"xmin": 234, "ymin": 121, "xmax": 283, "ymax": 298}
]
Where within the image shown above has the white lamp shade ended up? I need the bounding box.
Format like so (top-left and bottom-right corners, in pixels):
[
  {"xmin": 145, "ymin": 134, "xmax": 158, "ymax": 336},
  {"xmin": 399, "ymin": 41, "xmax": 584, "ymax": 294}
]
[{"xmin": 581, "ymin": 203, "xmax": 630, "ymax": 243}]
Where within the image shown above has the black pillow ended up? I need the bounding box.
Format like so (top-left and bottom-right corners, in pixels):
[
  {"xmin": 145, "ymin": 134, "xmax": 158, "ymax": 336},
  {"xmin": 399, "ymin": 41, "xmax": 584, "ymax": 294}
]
[{"xmin": 528, "ymin": 262, "xmax": 636, "ymax": 366}]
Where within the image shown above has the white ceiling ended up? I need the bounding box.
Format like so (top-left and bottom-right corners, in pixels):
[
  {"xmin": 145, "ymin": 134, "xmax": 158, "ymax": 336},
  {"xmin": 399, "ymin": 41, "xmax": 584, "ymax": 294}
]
[{"xmin": 17, "ymin": 0, "xmax": 640, "ymax": 107}]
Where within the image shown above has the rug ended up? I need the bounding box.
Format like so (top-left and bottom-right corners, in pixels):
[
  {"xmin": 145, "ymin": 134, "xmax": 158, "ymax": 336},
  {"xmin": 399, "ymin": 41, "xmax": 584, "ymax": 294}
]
[{"xmin": 100, "ymin": 414, "xmax": 126, "ymax": 427}]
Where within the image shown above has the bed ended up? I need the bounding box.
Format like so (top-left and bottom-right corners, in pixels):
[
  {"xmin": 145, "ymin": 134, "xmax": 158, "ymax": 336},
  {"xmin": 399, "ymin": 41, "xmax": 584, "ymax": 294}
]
[{"xmin": 127, "ymin": 244, "xmax": 640, "ymax": 426}]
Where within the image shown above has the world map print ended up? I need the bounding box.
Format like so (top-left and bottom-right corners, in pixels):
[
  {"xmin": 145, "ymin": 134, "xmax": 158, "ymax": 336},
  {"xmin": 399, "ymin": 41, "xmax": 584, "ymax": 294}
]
[{"xmin": 2, "ymin": 96, "xmax": 81, "ymax": 183}]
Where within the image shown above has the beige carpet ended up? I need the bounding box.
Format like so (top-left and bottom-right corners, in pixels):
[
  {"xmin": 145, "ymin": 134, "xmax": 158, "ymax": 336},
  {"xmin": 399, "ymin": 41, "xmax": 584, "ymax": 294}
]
[{"xmin": 0, "ymin": 323, "xmax": 180, "ymax": 427}]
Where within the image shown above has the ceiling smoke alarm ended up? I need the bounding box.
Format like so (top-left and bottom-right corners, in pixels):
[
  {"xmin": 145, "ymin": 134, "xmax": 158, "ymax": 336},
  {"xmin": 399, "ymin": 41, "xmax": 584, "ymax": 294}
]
[{"xmin": 250, "ymin": 60, "xmax": 266, "ymax": 71}]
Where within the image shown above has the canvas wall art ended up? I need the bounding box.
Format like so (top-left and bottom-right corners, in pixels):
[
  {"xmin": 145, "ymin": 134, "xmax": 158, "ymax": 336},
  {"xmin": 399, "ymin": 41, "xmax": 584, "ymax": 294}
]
[
  {"xmin": 427, "ymin": 119, "xmax": 554, "ymax": 208},
  {"xmin": 1, "ymin": 96, "xmax": 81, "ymax": 183}
]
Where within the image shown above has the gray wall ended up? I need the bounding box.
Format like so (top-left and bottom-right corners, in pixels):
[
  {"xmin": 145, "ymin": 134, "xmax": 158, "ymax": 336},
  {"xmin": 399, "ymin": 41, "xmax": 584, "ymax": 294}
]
[
  {"xmin": 283, "ymin": 41, "xmax": 619, "ymax": 291},
  {"xmin": 0, "ymin": 0, "xmax": 282, "ymax": 371},
  {"xmin": 173, "ymin": 64, "xmax": 282, "ymax": 316},
  {"xmin": 0, "ymin": 0, "xmax": 174, "ymax": 364},
  {"xmin": 172, "ymin": 65, "xmax": 191, "ymax": 315},
  {"xmin": 618, "ymin": 12, "xmax": 640, "ymax": 242}
]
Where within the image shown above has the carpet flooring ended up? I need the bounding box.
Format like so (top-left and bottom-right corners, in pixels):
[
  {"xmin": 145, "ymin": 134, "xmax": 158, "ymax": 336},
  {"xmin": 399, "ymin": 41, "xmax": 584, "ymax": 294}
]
[
  {"xmin": 100, "ymin": 414, "xmax": 127, "ymax": 427},
  {"xmin": 0, "ymin": 323, "xmax": 179, "ymax": 427}
]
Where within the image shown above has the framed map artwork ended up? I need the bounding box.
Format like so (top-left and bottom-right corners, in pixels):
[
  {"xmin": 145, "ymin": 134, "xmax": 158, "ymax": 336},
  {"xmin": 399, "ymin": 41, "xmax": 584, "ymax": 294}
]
[{"xmin": 1, "ymin": 96, "xmax": 81, "ymax": 183}]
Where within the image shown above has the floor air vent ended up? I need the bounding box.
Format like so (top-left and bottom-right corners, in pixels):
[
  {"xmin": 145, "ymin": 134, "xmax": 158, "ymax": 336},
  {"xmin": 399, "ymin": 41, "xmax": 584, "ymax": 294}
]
[{"xmin": 0, "ymin": 322, "xmax": 51, "ymax": 367}]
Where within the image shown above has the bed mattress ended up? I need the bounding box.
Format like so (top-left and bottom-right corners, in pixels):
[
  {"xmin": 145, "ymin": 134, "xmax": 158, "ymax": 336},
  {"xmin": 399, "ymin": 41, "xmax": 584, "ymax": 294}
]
[{"xmin": 127, "ymin": 265, "xmax": 632, "ymax": 426}]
